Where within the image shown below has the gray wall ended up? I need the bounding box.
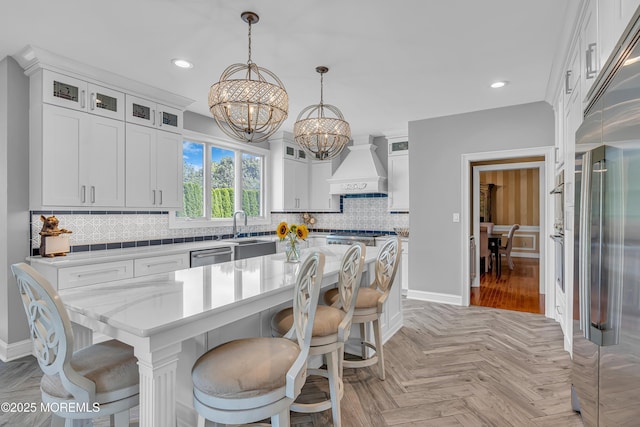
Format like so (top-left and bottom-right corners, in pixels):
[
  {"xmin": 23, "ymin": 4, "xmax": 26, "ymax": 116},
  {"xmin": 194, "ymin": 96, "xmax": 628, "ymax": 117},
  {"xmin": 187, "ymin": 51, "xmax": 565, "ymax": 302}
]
[
  {"xmin": 0, "ymin": 55, "xmax": 30, "ymax": 350},
  {"xmin": 407, "ymin": 101, "xmax": 554, "ymax": 297}
]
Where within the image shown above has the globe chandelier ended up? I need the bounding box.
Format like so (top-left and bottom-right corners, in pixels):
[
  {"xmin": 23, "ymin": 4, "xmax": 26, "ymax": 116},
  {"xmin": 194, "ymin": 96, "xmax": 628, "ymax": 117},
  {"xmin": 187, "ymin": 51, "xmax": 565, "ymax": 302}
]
[
  {"xmin": 294, "ymin": 66, "xmax": 351, "ymax": 160},
  {"xmin": 208, "ymin": 11, "xmax": 288, "ymax": 143}
]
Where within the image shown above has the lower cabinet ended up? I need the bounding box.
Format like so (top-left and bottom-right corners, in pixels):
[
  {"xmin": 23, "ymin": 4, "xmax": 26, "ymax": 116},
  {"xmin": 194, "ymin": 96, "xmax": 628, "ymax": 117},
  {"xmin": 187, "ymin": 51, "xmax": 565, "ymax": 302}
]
[
  {"xmin": 134, "ymin": 253, "xmax": 189, "ymax": 276},
  {"xmin": 57, "ymin": 260, "xmax": 134, "ymax": 290},
  {"xmin": 31, "ymin": 253, "xmax": 190, "ymax": 290}
]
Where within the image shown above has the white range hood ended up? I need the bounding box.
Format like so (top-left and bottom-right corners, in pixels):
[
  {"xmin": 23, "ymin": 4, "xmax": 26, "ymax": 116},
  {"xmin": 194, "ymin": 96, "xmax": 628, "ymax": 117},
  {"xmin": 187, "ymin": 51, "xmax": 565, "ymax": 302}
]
[{"xmin": 328, "ymin": 135, "xmax": 387, "ymax": 195}]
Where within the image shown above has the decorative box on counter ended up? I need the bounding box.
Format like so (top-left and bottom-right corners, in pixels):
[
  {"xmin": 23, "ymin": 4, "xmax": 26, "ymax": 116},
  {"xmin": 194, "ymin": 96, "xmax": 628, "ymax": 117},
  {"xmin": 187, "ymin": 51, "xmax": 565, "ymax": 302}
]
[{"xmin": 40, "ymin": 235, "xmax": 70, "ymax": 257}]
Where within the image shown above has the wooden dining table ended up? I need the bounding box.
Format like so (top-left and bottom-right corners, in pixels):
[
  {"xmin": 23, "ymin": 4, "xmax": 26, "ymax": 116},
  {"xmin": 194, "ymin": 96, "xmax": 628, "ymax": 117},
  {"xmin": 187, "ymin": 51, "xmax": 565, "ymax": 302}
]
[{"xmin": 58, "ymin": 245, "xmax": 381, "ymax": 427}]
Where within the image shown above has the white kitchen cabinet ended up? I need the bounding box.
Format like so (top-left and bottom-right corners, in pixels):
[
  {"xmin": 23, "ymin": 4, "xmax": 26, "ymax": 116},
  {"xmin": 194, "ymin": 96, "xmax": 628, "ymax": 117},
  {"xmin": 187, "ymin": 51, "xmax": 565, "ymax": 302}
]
[
  {"xmin": 599, "ymin": 0, "xmax": 640, "ymax": 71},
  {"xmin": 284, "ymin": 159, "xmax": 309, "ymax": 210},
  {"xmin": 270, "ymin": 132, "xmax": 310, "ymax": 211},
  {"xmin": 387, "ymin": 139, "xmax": 409, "ymax": 211},
  {"xmin": 581, "ymin": 0, "xmax": 600, "ymax": 99},
  {"xmin": 134, "ymin": 253, "xmax": 189, "ymax": 276},
  {"xmin": 42, "ymin": 69, "xmax": 125, "ymax": 120},
  {"xmin": 283, "ymin": 142, "xmax": 308, "ymax": 162},
  {"xmin": 309, "ymin": 160, "xmax": 340, "ymax": 211},
  {"xmin": 33, "ymin": 104, "xmax": 125, "ymax": 208},
  {"xmin": 126, "ymin": 94, "xmax": 182, "ymax": 133},
  {"xmin": 58, "ymin": 260, "xmax": 134, "ymax": 290},
  {"xmin": 400, "ymin": 239, "xmax": 409, "ymax": 293},
  {"xmin": 125, "ymin": 123, "xmax": 183, "ymax": 209}
]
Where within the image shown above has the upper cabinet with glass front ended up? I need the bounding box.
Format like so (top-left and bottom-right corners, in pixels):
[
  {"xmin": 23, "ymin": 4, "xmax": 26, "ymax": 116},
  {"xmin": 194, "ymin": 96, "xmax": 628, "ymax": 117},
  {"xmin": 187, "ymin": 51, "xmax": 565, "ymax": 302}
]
[
  {"xmin": 387, "ymin": 138, "xmax": 409, "ymax": 212},
  {"xmin": 19, "ymin": 46, "xmax": 193, "ymax": 210},
  {"xmin": 42, "ymin": 70, "xmax": 124, "ymax": 120},
  {"xmin": 126, "ymin": 94, "xmax": 182, "ymax": 133}
]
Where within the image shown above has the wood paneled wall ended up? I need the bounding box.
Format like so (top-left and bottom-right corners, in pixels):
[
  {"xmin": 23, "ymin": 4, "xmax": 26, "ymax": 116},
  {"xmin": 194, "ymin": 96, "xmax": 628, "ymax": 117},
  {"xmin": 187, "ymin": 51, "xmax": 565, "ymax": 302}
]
[{"xmin": 480, "ymin": 169, "xmax": 539, "ymax": 226}]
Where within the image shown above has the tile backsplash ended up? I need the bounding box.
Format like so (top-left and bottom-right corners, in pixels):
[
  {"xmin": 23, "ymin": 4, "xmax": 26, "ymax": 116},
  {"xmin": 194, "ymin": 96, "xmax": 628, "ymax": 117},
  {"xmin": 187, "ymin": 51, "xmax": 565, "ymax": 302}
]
[{"xmin": 31, "ymin": 195, "xmax": 409, "ymax": 252}]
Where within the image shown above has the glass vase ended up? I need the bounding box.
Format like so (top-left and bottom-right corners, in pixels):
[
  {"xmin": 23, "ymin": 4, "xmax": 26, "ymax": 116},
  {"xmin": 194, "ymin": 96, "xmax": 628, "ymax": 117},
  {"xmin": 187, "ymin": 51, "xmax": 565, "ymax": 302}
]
[{"xmin": 285, "ymin": 240, "xmax": 300, "ymax": 263}]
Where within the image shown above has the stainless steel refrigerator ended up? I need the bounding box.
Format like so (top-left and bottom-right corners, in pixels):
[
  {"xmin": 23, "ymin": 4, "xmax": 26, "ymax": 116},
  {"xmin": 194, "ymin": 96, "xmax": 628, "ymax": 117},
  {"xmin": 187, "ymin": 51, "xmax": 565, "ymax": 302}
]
[{"xmin": 572, "ymin": 13, "xmax": 640, "ymax": 427}]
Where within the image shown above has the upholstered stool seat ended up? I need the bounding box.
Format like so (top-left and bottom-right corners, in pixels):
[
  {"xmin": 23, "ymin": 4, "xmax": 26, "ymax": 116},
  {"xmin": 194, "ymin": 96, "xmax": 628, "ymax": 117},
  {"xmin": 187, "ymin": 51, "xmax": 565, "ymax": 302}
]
[
  {"xmin": 191, "ymin": 253, "xmax": 325, "ymax": 427},
  {"xmin": 324, "ymin": 287, "xmax": 382, "ymax": 316},
  {"xmin": 323, "ymin": 237, "xmax": 401, "ymax": 381},
  {"xmin": 42, "ymin": 339, "xmax": 138, "ymax": 403},
  {"xmin": 193, "ymin": 337, "xmax": 300, "ymax": 402},
  {"xmin": 272, "ymin": 305, "xmax": 346, "ymax": 346},
  {"xmin": 272, "ymin": 243, "xmax": 365, "ymax": 427}
]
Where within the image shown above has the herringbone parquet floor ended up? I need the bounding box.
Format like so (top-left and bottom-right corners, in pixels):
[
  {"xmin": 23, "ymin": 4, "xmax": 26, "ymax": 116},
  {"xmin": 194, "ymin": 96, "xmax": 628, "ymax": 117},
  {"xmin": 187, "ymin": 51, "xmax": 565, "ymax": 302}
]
[{"xmin": 0, "ymin": 299, "xmax": 583, "ymax": 426}]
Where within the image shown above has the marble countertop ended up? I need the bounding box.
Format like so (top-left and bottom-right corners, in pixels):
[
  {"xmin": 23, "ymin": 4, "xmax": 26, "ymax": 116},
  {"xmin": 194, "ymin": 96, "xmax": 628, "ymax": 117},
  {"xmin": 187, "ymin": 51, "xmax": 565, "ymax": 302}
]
[
  {"xmin": 26, "ymin": 234, "xmax": 338, "ymax": 268},
  {"xmin": 27, "ymin": 238, "xmax": 252, "ymax": 267},
  {"xmin": 58, "ymin": 245, "xmax": 378, "ymax": 338}
]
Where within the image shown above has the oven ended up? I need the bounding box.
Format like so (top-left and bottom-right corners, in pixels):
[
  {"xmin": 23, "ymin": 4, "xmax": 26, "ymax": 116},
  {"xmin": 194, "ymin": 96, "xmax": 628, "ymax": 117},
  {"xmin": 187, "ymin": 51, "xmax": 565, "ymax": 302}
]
[
  {"xmin": 326, "ymin": 233, "xmax": 380, "ymax": 246},
  {"xmin": 550, "ymin": 234, "xmax": 564, "ymax": 292},
  {"xmin": 550, "ymin": 170, "xmax": 564, "ymax": 235}
]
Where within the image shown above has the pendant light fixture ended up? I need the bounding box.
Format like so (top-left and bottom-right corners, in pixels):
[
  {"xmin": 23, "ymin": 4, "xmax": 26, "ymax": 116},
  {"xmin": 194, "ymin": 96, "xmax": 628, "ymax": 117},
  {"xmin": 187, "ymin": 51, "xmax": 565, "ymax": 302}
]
[
  {"xmin": 208, "ymin": 11, "xmax": 288, "ymax": 143},
  {"xmin": 294, "ymin": 66, "xmax": 351, "ymax": 160}
]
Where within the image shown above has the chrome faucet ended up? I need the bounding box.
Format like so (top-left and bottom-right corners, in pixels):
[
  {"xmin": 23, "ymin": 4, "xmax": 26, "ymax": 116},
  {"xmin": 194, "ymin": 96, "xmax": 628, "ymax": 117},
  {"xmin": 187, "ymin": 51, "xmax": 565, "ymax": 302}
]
[{"xmin": 232, "ymin": 210, "xmax": 247, "ymax": 238}]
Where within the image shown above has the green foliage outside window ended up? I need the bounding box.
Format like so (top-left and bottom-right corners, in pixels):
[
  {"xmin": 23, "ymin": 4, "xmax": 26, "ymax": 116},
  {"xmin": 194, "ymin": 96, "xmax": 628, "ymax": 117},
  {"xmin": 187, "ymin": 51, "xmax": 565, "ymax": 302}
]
[{"xmin": 180, "ymin": 151, "xmax": 262, "ymax": 219}]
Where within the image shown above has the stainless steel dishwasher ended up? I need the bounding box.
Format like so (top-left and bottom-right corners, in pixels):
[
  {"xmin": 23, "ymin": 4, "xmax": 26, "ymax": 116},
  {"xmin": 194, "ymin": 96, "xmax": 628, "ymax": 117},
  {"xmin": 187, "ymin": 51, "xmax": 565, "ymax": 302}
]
[{"xmin": 190, "ymin": 246, "xmax": 233, "ymax": 267}]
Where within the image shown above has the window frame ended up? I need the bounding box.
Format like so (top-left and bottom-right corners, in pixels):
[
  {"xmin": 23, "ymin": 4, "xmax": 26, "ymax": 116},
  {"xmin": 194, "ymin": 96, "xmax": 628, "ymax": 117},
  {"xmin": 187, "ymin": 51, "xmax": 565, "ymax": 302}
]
[{"xmin": 169, "ymin": 130, "xmax": 271, "ymax": 229}]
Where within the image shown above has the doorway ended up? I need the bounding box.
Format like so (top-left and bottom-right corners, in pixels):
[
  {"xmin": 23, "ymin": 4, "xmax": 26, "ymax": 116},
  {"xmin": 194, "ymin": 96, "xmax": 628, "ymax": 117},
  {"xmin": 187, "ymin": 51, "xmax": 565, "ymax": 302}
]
[
  {"xmin": 471, "ymin": 162, "xmax": 544, "ymax": 314},
  {"xmin": 460, "ymin": 146, "xmax": 555, "ymax": 318}
]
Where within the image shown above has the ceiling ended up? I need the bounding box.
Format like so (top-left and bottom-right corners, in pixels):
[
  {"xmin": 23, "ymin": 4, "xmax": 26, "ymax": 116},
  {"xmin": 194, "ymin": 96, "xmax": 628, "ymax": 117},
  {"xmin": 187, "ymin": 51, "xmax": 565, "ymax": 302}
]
[{"xmin": 1, "ymin": 1, "xmax": 574, "ymax": 138}]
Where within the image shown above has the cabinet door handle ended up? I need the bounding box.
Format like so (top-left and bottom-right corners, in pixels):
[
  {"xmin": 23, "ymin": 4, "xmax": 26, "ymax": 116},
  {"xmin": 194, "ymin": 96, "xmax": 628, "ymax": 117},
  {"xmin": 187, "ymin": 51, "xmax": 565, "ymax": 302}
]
[
  {"xmin": 158, "ymin": 110, "xmax": 163, "ymax": 127},
  {"xmin": 90, "ymin": 93, "xmax": 96, "ymax": 110},
  {"xmin": 152, "ymin": 190, "xmax": 156, "ymax": 205},
  {"xmin": 159, "ymin": 190, "xmax": 163, "ymax": 205},
  {"xmin": 565, "ymin": 70, "xmax": 572, "ymax": 95},
  {"xmin": 81, "ymin": 185, "xmax": 86, "ymax": 203},
  {"xmin": 152, "ymin": 109, "xmax": 156, "ymax": 126},
  {"xmin": 586, "ymin": 43, "xmax": 597, "ymax": 79},
  {"xmin": 80, "ymin": 90, "xmax": 86, "ymax": 108},
  {"xmin": 91, "ymin": 186, "xmax": 95, "ymax": 203}
]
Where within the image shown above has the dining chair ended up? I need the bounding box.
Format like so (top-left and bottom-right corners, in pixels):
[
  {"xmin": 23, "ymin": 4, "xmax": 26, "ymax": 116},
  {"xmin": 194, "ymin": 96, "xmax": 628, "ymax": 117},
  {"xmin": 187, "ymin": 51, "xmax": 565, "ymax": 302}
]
[
  {"xmin": 271, "ymin": 243, "xmax": 365, "ymax": 426},
  {"xmin": 323, "ymin": 237, "xmax": 401, "ymax": 381},
  {"xmin": 11, "ymin": 263, "xmax": 139, "ymax": 427},
  {"xmin": 499, "ymin": 224, "xmax": 520, "ymax": 270},
  {"xmin": 191, "ymin": 252, "xmax": 325, "ymax": 427},
  {"xmin": 479, "ymin": 222, "xmax": 494, "ymax": 273}
]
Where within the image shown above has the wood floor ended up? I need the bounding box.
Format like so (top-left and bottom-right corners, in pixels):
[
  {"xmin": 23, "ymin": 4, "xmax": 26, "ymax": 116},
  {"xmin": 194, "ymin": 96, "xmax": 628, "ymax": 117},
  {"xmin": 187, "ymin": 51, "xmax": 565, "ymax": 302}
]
[
  {"xmin": 0, "ymin": 299, "xmax": 582, "ymax": 427},
  {"xmin": 471, "ymin": 257, "xmax": 545, "ymax": 315}
]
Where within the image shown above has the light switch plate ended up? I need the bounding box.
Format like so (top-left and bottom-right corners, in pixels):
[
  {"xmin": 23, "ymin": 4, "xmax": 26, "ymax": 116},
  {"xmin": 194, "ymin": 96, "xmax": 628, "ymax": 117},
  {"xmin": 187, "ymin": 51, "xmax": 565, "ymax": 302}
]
[{"xmin": 452, "ymin": 213, "xmax": 460, "ymax": 223}]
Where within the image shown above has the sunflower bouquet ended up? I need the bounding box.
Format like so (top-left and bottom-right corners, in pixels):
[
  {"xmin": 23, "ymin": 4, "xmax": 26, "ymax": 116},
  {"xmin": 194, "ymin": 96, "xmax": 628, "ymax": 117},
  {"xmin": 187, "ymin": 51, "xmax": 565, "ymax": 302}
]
[{"xmin": 277, "ymin": 222, "xmax": 309, "ymax": 262}]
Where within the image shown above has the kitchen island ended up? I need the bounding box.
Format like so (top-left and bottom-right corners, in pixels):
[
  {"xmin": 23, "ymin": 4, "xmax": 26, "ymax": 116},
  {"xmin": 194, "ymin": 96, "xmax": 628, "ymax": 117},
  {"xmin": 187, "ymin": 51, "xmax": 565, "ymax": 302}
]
[{"xmin": 57, "ymin": 244, "xmax": 402, "ymax": 427}]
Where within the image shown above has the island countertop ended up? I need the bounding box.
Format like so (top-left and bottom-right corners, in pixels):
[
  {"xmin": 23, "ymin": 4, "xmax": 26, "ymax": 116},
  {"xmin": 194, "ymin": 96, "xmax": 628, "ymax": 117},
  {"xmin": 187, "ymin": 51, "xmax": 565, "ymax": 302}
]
[
  {"xmin": 59, "ymin": 244, "xmax": 378, "ymax": 338},
  {"xmin": 57, "ymin": 244, "xmax": 395, "ymax": 427}
]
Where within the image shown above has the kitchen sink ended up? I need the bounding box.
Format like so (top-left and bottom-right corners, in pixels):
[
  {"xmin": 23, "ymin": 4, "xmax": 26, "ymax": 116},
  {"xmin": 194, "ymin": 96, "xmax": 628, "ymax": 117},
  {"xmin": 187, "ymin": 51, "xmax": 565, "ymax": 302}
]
[{"xmin": 233, "ymin": 239, "xmax": 277, "ymax": 260}]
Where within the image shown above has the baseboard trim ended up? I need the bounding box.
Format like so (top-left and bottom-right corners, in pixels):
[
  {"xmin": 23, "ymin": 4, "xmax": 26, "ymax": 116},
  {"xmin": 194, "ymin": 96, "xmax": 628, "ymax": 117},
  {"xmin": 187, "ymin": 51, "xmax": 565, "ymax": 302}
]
[
  {"xmin": 0, "ymin": 338, "xmax": 33, "ymax": 362},
  {"xmin": 407, "ymin": 290, "xmax": 462, "ymax": 306},
  {"xmin": 510, "ymin": 252, "xmax": 540, "ymax": 259}
]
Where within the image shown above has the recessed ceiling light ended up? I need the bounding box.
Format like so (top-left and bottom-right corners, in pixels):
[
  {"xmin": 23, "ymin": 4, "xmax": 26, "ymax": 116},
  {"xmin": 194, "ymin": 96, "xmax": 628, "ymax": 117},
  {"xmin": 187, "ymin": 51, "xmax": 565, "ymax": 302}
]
[
  {"xmin": 172, "ymin": 58, "xmax": 193, "ymax": 69},
  {"xmin": 490, "ymin": 81, "xmax": 507, "ymax": 89}
]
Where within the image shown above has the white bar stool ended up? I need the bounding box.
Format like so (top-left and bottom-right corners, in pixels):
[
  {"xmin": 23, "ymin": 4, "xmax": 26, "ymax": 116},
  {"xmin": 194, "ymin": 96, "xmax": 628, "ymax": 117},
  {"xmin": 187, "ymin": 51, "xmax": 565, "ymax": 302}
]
[
  {"xmin": 191, "ymin": 252, "xmax": 325, "ymax": 427},
  {"xmin": 323, "ymin": 237, "xmax": 401, "ymax": 380},
  {"xmin": 271, "ymin": 243, "xmax": 365, "ymax": 426}
]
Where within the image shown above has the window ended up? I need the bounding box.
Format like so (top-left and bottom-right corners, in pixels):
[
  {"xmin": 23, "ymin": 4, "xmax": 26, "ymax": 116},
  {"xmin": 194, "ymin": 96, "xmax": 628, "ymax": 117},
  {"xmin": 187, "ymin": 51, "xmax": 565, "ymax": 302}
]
[{"xmin": 175, "ymin": 136, "xmax": 268, "ymax": 225}]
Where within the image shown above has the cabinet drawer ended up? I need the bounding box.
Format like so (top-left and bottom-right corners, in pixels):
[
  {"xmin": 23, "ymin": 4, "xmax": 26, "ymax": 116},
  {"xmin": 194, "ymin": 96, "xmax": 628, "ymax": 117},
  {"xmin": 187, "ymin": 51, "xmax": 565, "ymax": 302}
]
[
  {"xmin": 134, "ymin": 253, "xmax": 189, "ymax": 276},
  {"xmin": 58, "ymin": 260, "xmax": 134, "ymax": 289}
]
